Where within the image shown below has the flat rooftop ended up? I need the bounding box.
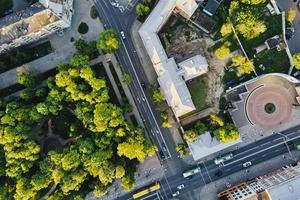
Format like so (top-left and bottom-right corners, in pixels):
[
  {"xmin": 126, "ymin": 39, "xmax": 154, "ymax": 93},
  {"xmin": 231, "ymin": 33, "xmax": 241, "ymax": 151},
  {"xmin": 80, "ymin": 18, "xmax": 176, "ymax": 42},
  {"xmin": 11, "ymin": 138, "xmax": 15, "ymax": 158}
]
[
  {"xmin": 0, "ymin": 3, "xmax": 45, "ymax": 29},
  {"xmin": 139, "ymin": 0, "xmax": 209, "ymax": 117},
  {"xmin": 266, "ymin": 176, "xmax": 300, "ymax": 200},
  {"xmin": 0, "ymin": 9, "xmax": 59, "ymax": 46}
]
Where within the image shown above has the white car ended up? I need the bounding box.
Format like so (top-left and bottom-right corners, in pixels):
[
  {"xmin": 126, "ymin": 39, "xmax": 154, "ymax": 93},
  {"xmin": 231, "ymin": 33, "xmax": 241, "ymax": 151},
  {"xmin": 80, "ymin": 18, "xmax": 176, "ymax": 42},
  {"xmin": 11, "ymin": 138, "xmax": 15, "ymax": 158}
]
[
  {"xmin": 172, "ymin": 191, "xmax": 180, "ymax": 197},
  {"xmin": 120, "ymin": 31, "xmax": 126, "ymax": 40},
  {"xmin": 243, "ymin": 161, "xmax": 252, "ymax": 168},
  {"xmin": 177, "ymin": 184, "xmax": 185, "ymax": 190}
]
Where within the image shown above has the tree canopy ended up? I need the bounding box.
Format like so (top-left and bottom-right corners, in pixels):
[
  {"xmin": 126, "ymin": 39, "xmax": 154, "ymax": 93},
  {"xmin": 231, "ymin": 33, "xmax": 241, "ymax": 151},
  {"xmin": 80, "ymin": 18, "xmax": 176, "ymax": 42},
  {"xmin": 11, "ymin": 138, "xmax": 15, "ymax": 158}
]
[
  {"xmin": 215, "ymin": 41, "xmax": 231, "ymax": 60},
  {"xmin": 97, "ymin": 29, "xmax": 121, "ymax": 54},
  {"xmin": 0, "ymin": 41, "xmax": 156, "ymax": 199},
  {"xmin": 231, "ymin": 55, "xmax": 254, "ymax": 76},
  {"xmin": 293, "ymin": 52, "xmax": 300, "ymax": 70}
]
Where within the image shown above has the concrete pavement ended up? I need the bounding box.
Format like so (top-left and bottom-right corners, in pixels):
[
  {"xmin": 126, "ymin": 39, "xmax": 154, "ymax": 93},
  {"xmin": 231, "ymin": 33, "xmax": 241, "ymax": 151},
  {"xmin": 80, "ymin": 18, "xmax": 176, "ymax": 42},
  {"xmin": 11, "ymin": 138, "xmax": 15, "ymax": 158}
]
[{"xmin": 276, "ymin": 0, "xmax": 300, "ymax": 54}]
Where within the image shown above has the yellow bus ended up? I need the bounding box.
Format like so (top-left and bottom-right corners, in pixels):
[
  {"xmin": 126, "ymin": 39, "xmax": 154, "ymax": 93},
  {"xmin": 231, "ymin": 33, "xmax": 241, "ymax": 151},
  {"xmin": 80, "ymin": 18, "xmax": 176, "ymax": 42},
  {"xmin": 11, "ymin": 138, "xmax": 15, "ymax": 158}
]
[{"xmin": 132, "ymin": 183, "xmax": 160, "ymax": 199}]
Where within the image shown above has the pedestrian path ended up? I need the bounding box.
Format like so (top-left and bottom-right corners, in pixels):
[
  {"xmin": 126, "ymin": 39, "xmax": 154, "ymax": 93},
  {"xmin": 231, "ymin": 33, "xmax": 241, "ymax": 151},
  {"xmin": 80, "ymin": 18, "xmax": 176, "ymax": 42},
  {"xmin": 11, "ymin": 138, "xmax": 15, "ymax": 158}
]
[{"xmin": 0, "ymin": 45, "xmax": 75, "ymax": 90}]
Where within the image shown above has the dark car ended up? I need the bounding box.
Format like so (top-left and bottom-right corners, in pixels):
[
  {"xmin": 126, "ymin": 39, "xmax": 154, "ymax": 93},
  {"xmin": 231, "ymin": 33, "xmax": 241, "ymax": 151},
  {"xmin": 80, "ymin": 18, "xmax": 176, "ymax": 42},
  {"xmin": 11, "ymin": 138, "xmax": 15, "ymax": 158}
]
[
  {"xmin": 215, "ymin": 170, "xmax": 223, "ymax": 177},
  {"xmin": 159, "ymin": 150, "xmax": 165, "ymax": 159},
  {"xmin": 141, "ymin": 82, "xmax": 146, "ymax": 90}
]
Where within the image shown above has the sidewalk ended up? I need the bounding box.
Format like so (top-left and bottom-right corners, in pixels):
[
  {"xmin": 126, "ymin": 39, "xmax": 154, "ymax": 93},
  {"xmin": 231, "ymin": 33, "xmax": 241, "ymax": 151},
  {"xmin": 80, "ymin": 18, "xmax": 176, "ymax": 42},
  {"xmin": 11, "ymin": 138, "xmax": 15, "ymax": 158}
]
[
  {"xmin": 86, "ymin": 155, "xmax": 164, "ymax": 200},
  {"xmin": 0, "ymin": 45, "xmax": 75, "ymax": 90},
  {"xmin": 130, "ymin": 20, "xmax": 157, "ymax": 85}
]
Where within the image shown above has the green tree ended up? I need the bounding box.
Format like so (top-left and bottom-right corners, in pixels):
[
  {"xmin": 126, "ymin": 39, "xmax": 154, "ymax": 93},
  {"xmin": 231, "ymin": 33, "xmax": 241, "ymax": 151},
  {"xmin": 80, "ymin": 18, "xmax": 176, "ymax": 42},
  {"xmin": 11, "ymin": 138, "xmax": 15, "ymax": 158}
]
[
  {"xmin": 161, "ymin": 121, "xmax": 171, "ymax": 128},
  {"xmin": 122, "ymin": 73, "xmax": 132, "ymax": 85},
  {"xmin": 175, "ymin": 144, "xmax": 186, "ymax": 157},
  {"xmin": 152, "ymin": 88, "xmax": 164, "ymax": 103},
  {"xmin": 183, "ymin": 130, "xmax": 198, "ymax": 142},
  {"xmin": 120, "ymin": 174, "xmax": 135, "ymax": 192},
  {"xmin": 97, "ymin": 29, "xmax": 121, "ymax": 53},
  {"xmin": 115, "ymin": 165, "xmax": 125, "ymax": 178},
  {"xmin": 220, "ymin": 23, "xmax": 233, "ymax": 37},
  {"xmin": 210, "ymin": 113, "xmax": 224, "ymax": 127},
  {"xmin": 74, "ymin": 39, "xmax": 97, "ymax": 58},
  {"xmin": 287, "ymin": 9, "xmax": 296, "ymax": 24},
  {"xmin": 235, "ymin": 10, "xmax": 266, "ymax": 39},
  {"xmin": 231, "ymin": 55, "xmax": 254, "ymax": 76},
  {"xmin": 293, "ymin": 52, "xmax": 300, "ymax": 69},
  {"xmin": 194, "ymin": 121, "xmax": 207, "ymax": 134},
  {"xmin": 136, "ymin": 3, "xmax": 150, "ymax": 16},
  {"xmin": 214, "ymin": 124, "xmax": 239, "ymax": 143},
  {"xmin": 215, "ymin": 41, "xmax": 231, "ymax": 60},
  {"xmin": 240, "ymin": 0, "xmax": 266, "ymax": 4},
  {"xmin": 17, "ymin": 70, "xmax": 37, "ymax": 88}
]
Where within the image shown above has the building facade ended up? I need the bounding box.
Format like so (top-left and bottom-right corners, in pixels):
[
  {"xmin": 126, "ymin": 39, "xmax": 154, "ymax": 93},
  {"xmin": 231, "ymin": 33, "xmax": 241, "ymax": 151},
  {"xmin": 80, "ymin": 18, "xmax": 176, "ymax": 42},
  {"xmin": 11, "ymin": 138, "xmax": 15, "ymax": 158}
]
[
  {"xmin": 218, "ymin": 161, "xmax": 300, "ymax": 200},
  {"xmin": 0, "ymin": 0, "xmax": 73, "ymax": 53}
]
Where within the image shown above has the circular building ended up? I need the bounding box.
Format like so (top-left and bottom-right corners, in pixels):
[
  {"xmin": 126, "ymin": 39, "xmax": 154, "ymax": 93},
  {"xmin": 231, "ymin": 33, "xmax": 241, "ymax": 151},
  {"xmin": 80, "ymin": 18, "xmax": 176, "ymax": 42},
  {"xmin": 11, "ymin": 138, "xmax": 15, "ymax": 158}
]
[{"xmin": 227, "ymin": 73, "xmax": 300, "ymax": 131}]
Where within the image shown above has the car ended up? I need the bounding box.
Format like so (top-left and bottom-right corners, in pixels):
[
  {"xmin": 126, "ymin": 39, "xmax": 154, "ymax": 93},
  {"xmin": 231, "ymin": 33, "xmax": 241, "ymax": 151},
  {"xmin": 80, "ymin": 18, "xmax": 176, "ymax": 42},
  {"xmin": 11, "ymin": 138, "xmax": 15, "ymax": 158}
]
[
  {"xmin": 172, "ymin": 191, "xmax": 180, "ymax": 197},
  {"xmin": 177, "ymin": 184, "xmax": 185, "ymax": 190},
  {"xmin": 159, "ymin": 150, "xmax": 165, "ymax": 159},
  {"xmin": 215, "ymin": 170, "xmax": 223, "ymax": 177},
  {"xmin": 120, "ymin": 31, "xmax": 126, "ymax": 40},
  {"xmin": 243, "ymin": 161, "xmax": 252, "ymax": 168},
  {"xmin": 141, "ymin": 82, "xmax": 146, "ymax": 90},
  {"xmin": 161, "ymin": 143, "xmax": 167, "ymax": 152}
]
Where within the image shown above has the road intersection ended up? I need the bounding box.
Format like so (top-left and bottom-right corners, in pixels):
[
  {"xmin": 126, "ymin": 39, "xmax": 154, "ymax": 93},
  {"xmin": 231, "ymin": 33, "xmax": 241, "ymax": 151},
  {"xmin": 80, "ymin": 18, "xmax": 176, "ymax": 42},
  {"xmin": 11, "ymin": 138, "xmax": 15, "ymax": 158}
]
[{"xmin": 91, "ymin": 1, "xmax": 300, "ymax": 199}]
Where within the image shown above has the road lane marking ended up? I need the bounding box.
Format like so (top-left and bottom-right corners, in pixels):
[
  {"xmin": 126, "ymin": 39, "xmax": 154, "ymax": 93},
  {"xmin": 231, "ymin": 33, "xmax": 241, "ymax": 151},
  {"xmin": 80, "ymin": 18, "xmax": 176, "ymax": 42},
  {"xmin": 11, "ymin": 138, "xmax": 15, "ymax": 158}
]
[{"xmin": 224, "ymin": 134, "xmax": 300, "ymax": 167}]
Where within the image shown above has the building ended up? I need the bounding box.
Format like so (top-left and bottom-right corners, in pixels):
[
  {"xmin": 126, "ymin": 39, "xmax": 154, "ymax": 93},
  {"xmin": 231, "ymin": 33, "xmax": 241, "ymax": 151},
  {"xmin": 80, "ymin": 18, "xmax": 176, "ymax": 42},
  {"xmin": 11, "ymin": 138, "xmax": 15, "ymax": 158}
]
[
  {"xmin": 139, "ymin": 0, "xmax": 209, "ymax": 118},
  {"xmin": 226, "ymin": 74, "xmax": 300, "ymax": 141},
  {"xmin": 203, "ymin": 0, "xmax": 222, "ymax": 16},
  {"xmin": 218, "ymin": 161, "xmax": 300, "ymax": 200},
  {"xmin": 0, "ymin": 0, "xmax": 73, "ymax": 53}
]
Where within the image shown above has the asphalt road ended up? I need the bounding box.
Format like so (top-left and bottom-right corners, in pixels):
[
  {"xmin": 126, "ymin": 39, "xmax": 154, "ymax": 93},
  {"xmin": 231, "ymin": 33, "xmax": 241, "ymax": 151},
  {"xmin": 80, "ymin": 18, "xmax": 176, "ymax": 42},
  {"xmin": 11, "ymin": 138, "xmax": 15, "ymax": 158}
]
[
  {"xmin": 91, "ymin": 1, "xmax": 300, "ymax": 200},
  {"xmin": 92, "ymin": 0, "xmax": 188, "ymax": 175},
  {"xmin": 118, "ymin": 125, "xmax": 300, "ymax": 200}
]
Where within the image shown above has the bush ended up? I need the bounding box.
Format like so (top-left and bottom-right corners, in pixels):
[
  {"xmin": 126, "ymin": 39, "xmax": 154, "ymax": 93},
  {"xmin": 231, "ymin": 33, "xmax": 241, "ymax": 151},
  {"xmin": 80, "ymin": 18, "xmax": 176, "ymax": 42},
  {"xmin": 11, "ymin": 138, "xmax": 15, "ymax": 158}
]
[
  {"xmin": 183, "ymin": 130, "xmax": 198, "ymax": 142},
  {"xmin": 78, "ymin": 22, "xmax": 89, "ymax": 34},
  {"xmin": 90, "ymin": 6, "xmax": 98, "ymax": 19},
  {"xmin": 176, "ymin": 144, "xmax": 186, "ymax": 157}
]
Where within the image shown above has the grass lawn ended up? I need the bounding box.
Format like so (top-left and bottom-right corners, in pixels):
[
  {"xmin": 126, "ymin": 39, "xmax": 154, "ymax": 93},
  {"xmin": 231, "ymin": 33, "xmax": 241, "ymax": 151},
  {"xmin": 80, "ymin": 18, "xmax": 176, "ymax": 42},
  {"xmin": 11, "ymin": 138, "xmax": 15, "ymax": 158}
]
[
  {"xmin": 241, "ymin": 14, "xmax": 282, "ymax": 57},
  {"xmin": 0, "ymin": 0, "xmax": 13, "ymax": 16},
  {"xmin": 187, "ymin": 75, "xmax": 209, "ymax": 111},
  {"xmin": 254, "ymin": 49, "xmax": 290, "ymax": 75}
]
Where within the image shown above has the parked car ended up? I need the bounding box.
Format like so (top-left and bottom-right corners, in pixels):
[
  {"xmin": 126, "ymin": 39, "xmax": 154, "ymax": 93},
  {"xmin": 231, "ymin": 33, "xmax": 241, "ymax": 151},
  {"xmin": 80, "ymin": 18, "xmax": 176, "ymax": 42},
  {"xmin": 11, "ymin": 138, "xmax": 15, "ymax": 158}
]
[
  {"xmin": 161, "ymin": 143, "xmax": 167, "ymax": 152},
  {"xmin": 243, "ymin": 161, "xmax": 252, "ymax": 168},
  {"xmin": 177, "ymin": 184, "xmax": 185, "ymax": 190},
  {"xmin": 172, "ymin": 191, "xmax": 180, "ymax": 197}
]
